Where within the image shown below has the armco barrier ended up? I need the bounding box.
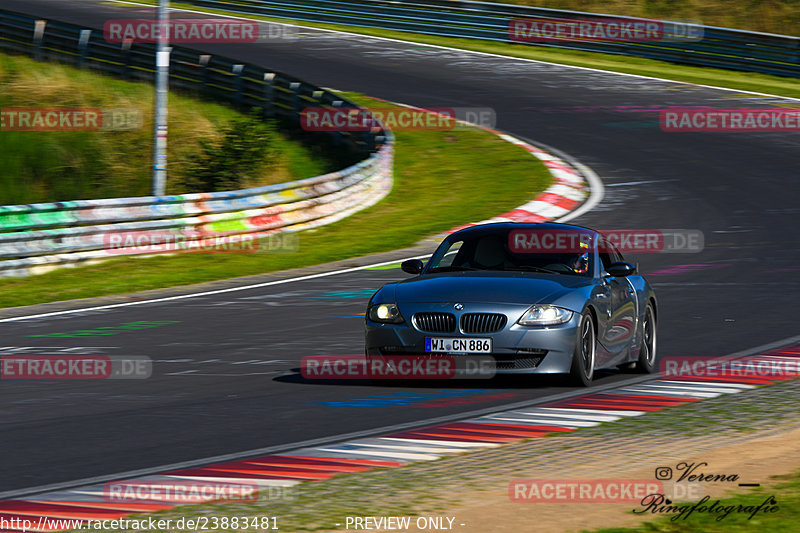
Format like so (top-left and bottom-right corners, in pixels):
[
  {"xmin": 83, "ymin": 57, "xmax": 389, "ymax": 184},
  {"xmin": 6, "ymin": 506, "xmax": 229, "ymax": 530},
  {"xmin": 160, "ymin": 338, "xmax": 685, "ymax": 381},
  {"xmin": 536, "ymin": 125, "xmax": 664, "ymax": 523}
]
[
  {"xmin": 0, "ymin": 10, "xmax": 394, "ymax": 277},
  {"xmin": 184, "ymin": 0, "xmax": 800, "ymax": 78}
]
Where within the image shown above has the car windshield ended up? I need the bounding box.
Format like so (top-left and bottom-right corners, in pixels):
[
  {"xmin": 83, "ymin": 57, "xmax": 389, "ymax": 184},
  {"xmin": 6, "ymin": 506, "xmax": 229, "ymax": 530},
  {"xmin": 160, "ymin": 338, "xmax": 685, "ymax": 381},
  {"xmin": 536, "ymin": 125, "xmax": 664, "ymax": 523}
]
[{"xmin": 427, "ymin": 228, "xmax": 594, "ymax": 277}]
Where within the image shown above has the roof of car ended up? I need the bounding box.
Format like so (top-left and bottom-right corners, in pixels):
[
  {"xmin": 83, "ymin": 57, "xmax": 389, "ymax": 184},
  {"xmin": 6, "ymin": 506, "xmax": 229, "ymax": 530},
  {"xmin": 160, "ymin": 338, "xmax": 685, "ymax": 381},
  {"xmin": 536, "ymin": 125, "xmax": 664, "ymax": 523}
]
[{"xmin": 449, "ymin": 221, "xmax": 598, "ymax": 237}]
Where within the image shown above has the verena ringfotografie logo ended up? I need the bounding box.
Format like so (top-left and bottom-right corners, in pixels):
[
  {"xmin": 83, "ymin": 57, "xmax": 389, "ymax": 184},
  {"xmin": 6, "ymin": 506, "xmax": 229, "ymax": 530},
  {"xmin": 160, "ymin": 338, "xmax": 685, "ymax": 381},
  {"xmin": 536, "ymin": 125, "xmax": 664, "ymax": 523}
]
[
  {"xmin": 300, "ymin": 107, "xmax": 496, "ymax": 132},
  {"xmin": 509, "ymin": 229, "xmax": 703, "ymax": 254},
  {"xmin": 510, "ymin": 479, "xmax": 664, "ymax": 502},
  {"xmin": 1, "ymin": 108, "xmax": 142, "ymax": 132},
  {"xmin": 661, "ymin": 108, "xmax": 800, "ymax": 132},
  {"xmin": 104, "ymin": 231, "xmax": 298, "ymax": 255},
  {"xmin": 509, "ymin": 18, "xmax": 702, "ymax": 43},
  {"xmin": 1, "ymin": 355, "xmax": 151, "ymax": 380},
  {"xmin": 301, "ymin": 355, "xmax": 496, "ymax": 380},
  {"xmin": 661, "ymin": 357, "xmax": 800, "ymax": 379},
  {"xmin": 104, "ymin": 481, "xmax": 258, "ymax": 504}
]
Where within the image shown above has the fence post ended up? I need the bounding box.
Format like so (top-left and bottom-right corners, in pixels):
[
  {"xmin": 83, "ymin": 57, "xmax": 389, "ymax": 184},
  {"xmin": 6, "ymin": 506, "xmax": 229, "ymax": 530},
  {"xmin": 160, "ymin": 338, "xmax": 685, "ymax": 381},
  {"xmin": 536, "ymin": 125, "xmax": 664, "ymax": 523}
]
[
  {"xmin": 78, "ymin": 29, "xmax": 91, "ymax": 68},
  {"xmin": 262, "ymin": 72, "xmax": 275, "ymax": 117},
  {"xmin": 365, "ymin": 129, "xmax": 376, "ymax": 152},
  {"xmin": 290, "ymin": 81, "xmax": 302, "ymax": 117},
  {"xmin": 199, "ymin": 54, "xmax": 211, "ymax": 91},
  {"xmin": 329, "ymin": 99, "xmax": 344, "ymax": 148},
  {"xmin": 233, "ymin": 64, "xmax": 244, "ymax": 108},
  {"xmin": 33, "ymin": 20, "xmax": 46, "ymax": 61},
  {"xmin": 120, "ymin": 38, "xmax": 132, "ymax": 79}
]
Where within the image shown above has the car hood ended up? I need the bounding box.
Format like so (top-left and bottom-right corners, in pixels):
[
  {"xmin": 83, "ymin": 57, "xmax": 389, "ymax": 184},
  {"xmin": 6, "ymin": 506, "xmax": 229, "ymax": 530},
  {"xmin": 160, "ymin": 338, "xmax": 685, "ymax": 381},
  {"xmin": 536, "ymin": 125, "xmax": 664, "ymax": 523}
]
[{"xmin": 394, "ymin": 272, "xmax": 591, "ymax": 305}]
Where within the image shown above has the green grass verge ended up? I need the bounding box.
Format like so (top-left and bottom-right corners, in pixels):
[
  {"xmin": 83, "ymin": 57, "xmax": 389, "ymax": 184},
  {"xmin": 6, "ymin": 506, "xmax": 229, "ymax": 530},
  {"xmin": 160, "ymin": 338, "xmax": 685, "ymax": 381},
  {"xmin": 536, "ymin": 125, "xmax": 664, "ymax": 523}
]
[
  {"xmin": 0, "ymin": 52, "xmax": 341, "ymax": 204},
  {"xmin": 0, "ymin": 92, "xmax": 551, "ymax": 308},
  {"xmin": 128, "ymin": 0, "xmax": 800, "ymax": 99}
]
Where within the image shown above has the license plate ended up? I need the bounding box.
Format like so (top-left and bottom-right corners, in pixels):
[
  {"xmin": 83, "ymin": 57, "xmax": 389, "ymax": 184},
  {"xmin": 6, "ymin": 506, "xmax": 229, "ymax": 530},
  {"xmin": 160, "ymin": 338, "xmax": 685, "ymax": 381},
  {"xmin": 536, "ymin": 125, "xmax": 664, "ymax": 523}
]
[{"xmin": 425, "ymin": 337, "xmax": 492, "ymax": 353}]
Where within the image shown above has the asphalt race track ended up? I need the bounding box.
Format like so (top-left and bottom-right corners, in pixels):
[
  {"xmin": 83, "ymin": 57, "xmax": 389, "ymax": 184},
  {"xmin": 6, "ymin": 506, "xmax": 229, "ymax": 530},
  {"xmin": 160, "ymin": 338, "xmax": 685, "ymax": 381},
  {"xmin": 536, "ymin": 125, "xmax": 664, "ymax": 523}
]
[{"xmin": 1, "ymin": 0, "xmax": 799, "ymax": 494}]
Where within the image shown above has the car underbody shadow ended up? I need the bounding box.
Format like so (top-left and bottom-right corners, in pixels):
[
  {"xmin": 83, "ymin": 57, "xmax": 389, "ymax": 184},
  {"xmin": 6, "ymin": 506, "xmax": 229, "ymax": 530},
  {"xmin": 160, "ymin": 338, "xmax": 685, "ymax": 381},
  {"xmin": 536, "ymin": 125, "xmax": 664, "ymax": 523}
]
[{"xmin": 275, "ymin": 367, "xmax": 624, "ymax": 388}]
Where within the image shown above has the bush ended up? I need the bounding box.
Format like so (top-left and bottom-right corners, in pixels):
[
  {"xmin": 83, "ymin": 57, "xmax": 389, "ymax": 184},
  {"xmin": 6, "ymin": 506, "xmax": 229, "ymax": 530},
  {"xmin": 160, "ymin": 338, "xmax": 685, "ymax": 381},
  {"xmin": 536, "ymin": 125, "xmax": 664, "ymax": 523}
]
[{"xmin": 182, "ymin": 110, "xmax": 275, "ymax": 192}]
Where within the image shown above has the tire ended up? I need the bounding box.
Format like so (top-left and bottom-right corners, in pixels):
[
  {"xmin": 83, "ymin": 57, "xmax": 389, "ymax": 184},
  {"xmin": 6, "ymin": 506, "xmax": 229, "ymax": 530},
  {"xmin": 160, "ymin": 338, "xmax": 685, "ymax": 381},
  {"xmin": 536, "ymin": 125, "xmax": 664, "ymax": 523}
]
[
  {"xmin": 569, "ymin": 310, "xmax": 596, "ymax": 387},
  {"xmin": 635, "ymin": 303, "xmax": 657, "ymax": 374}
]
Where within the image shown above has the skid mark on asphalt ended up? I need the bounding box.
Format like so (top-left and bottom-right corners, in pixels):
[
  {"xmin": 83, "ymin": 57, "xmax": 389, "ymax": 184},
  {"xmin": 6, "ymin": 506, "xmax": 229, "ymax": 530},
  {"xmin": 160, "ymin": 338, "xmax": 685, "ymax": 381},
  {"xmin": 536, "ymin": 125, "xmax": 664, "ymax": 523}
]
[
  {"xmin": 649, "ymin": 264, "xmax": 731, "ymax": 275},
  {"xmin": 2, "ymin": 344, "xmax": 797, "ymax": 530},
  {"xmin": 0, "ymin": 347, "xmax": 118, "ymax": 354},
  {"xmin": 307, "ymin": 290, "xmax": 376, "ymax": 299}
]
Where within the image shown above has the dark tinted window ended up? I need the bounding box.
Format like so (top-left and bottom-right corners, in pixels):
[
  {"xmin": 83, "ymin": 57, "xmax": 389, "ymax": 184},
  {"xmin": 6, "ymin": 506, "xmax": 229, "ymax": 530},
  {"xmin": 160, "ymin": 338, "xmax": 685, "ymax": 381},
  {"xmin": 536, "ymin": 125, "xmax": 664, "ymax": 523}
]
[{"xmin": 427, "ymin": 228, "xmax": 593, "ymax": 276}]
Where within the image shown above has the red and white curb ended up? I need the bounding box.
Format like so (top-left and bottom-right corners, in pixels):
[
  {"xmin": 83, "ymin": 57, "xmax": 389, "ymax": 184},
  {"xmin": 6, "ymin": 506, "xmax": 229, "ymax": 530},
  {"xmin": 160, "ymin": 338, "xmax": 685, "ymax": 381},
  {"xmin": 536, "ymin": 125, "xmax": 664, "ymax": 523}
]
[
  {"xmin": 364, "ymin": 97, "xmax": 593, "ymax": 231},
  {"xmin": 458, "ymin": 132, "xmax": 589, "ymax": 227},
  {"xmin": 1, "ymin": 344, "xmax": 798, "ymax": 531}
]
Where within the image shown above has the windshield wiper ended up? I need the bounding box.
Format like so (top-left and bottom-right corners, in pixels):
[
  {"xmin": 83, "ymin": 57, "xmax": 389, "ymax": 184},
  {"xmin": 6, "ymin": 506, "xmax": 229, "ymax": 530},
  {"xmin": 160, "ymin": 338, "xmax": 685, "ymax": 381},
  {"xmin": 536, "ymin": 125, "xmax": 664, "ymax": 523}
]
[
  {"xmin": 431, "ymin": 265, "xmax": 478, "ymax": 272},
  {"xmin": 429, "ymin": 265, "xmax": 479, "ymax": 272},
  {"xmin": 508, "ymin": 265, "xmax": 560, "ymax": 274}
]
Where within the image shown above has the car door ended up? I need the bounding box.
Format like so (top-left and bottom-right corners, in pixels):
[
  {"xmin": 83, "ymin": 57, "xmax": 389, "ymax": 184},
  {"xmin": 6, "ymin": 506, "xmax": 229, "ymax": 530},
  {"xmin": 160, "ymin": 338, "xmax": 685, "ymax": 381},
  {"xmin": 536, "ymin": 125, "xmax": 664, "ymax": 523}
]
[{"xmin": 596, "ymin": 243, "xmax": 637, "ymax": 364}]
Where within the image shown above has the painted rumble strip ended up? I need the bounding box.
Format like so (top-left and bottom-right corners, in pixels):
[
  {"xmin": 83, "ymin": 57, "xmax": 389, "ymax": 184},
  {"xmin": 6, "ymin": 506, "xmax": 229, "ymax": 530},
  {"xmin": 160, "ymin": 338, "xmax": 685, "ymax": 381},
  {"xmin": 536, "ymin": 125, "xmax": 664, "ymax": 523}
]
[
  {"xmin": 1, "ymin": 345, "xmax": 797, "ymax": 530},
  {"xmin": 367, "ymin": 97, "xmax": 591, "ymax": 232},
  {"xmin": 459, "ymin": 132, "xmax": 589, "ymax": 227}
]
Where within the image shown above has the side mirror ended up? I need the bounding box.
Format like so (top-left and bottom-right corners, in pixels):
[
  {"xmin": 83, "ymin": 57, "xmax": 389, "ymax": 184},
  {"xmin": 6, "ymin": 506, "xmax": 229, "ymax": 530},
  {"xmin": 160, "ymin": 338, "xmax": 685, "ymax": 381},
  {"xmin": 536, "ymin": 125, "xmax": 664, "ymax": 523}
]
[
  {"xmin": 401, "ymin": 259, "xmax": 424, "ymax": 275},
  {"xmin": 606, "ymin": 262, "xmax": 636, "ymax": 277}
]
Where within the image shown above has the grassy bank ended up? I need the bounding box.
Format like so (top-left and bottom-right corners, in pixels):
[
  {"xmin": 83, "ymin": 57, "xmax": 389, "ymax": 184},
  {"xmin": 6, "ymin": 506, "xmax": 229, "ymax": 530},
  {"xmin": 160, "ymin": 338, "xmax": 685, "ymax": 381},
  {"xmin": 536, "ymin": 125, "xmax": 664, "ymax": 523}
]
[
  {"xmin": 0, "ymin": 52, "xmax": 344, "ymax": 205},
  {"xmin": 0, "ymin": 92, "xmax": 552, "ymax": 308}
]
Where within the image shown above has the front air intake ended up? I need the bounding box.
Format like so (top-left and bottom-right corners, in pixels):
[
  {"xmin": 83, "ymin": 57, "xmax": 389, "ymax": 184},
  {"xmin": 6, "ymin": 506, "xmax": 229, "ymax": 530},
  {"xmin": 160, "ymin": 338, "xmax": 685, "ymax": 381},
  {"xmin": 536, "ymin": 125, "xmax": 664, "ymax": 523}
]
[
  {"xmin": 460, "ymin": 313, "xmax": 507, "ymax": 333},
  {"xmin": 413, "ymin": 312, "xmax": 456, "ymax": 333}
]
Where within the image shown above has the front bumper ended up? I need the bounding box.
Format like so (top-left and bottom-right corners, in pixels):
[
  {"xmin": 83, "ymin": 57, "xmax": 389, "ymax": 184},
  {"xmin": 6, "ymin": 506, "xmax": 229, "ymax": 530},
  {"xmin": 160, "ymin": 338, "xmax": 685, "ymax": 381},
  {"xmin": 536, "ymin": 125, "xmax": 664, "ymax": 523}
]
[{"xmin": 365, "ymin": 302, "xmax": 580, "ymax": 374}]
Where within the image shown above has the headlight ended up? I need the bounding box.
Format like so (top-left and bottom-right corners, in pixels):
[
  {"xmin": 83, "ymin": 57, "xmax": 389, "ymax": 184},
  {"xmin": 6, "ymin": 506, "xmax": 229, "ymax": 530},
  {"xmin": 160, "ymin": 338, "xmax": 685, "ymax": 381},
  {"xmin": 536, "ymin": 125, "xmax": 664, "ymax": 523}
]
[
  {"xmin": 518, "ymin": 305, "xmax": 573, "ymax": 326},
  {"xmin": 367, "ymin": 303, "xmax": 404, "ymax": 324}
]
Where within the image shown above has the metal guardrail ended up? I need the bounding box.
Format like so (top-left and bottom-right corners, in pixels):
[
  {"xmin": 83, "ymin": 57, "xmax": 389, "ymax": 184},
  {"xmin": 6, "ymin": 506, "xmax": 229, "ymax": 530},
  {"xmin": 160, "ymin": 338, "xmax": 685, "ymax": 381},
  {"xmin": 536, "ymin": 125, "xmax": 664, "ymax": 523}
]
[
  {"xmin": 0, "ymin": 9, "xmax": 394, "ymax": 277},
  {"xmin": 185, "ymin": 0, "xmax": 800, "ymax": 77}
]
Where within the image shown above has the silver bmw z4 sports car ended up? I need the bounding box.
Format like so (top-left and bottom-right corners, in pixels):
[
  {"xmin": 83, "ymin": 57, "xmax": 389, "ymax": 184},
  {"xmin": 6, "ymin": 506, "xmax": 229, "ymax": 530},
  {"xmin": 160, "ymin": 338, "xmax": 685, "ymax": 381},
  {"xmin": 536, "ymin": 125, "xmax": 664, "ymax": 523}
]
[{"xmin": 365, "ymin": 222, "xmax": 658, "ymax": 386}]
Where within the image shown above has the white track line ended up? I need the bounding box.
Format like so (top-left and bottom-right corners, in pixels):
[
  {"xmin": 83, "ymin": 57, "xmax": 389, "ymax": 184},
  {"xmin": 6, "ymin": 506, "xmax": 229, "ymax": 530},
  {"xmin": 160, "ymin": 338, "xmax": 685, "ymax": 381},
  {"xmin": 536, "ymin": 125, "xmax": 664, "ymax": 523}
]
[
  {"xmin": 640, "ymin": 382, "xmax": 742, "ymax": 393},
  {"xmin": 0, "ymin": 255, "xmax": 426, "ymax": 323},
  {"xmin": 554, "ymin": 161, "xmax": 603, "ymax": 223},
  {"xmin": 336, "ymin": 442, "xmax": 465, "ymax": 454},
  {"xmin": 620, "ymin": 387, "xmax": 720, "ymax": 398},
  {"xmin": 533, "ymin": 407, "xmax": 645, "ymax": 417},
  {"xmin": 315, "ymin": 447, "xmax": 439, "ymax": 461},
  {"xmin": 381, "ymin": 437, "xmax": 499, "ymax": 448},
  {"xmin": 659, "ymin": 380, "xmax": 755, "ymax": 389}
]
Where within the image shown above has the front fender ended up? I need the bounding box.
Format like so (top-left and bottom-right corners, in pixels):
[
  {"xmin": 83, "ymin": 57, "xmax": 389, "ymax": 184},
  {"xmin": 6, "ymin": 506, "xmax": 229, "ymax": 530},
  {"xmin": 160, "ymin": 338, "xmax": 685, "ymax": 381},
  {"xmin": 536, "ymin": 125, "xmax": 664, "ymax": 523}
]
[{"xmin": 367, "ymin": 284, "xmax": 398, "ymax": 307}]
